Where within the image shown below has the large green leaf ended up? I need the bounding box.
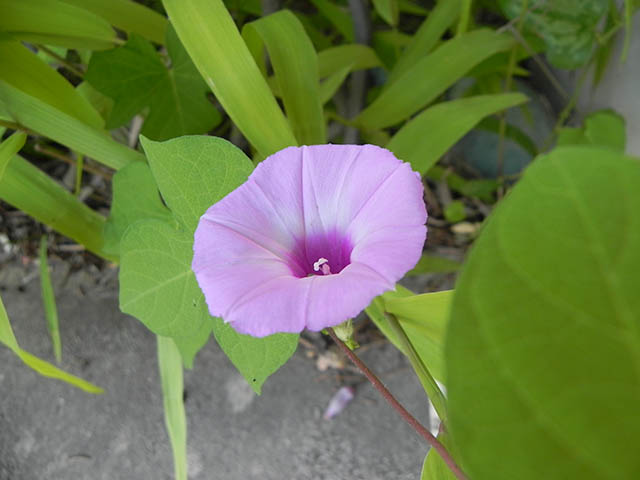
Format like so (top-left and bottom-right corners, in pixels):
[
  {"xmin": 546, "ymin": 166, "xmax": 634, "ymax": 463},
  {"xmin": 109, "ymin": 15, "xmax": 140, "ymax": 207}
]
[
  {"xmin": 86, "ymin": 29, "xmax": 221, "ymax": 140},
  {"xmin": 387, "ymin": 93, "xmax": 527, "ymax": 175},
  {"xmin": 120, "ymin": 135, "xmax": 298, "ymax": 385},
  {"xmin": 60, "ymin": 0, "xmax": 168, "ymax": 45},
  {"xmin": 103, "ymin": 162, "xmax": 172, "ymax": 256},
  {"xmin": 139, "ymin": 136, "xmax": 253, "ymax": 233},
  {"xmin": 0, "ymin": 0, "xmax": 116, "ymax": 50},
  {"xmin": 119, "ymin": 219, "xmax": 214, "ymax": 367},
  {"xmin": 446, "ymin": 146, "xmax": 640, "ymax": 479},
  {"xmin": 0, "ymin": 38, "xmax": 104, "ymax": 129},
  {"xmin": 500, "ymin": 0, "xmax": 608, "ymax": 69},
  {"xmin": 0, "ymin": 81, "xmax": 143, "ymax": 170},
  {"xmin": 356, "ymin": 29, "xmax": 514, "ymax": 129},
  {"xmin": 162, "ymin": 0, "xmax": 297, "ymax": 157},
  {"xmin": 243, "ymin": 10, "xmax": 325, "ymax": 145},
  {"xmin": 0, "ymin": 294, "xmax": 102, "ymax": 393}
]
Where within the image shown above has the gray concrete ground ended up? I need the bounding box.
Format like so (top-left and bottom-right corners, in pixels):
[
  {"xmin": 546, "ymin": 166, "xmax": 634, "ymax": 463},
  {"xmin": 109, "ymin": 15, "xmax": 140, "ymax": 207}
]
[{"xmin": 0, "ymin": 259, "xmax": 431, "ymax": 480}]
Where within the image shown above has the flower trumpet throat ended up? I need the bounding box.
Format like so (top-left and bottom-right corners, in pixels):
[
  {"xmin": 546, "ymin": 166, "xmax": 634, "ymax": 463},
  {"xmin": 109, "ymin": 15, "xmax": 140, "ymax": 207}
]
[{"xmin": 192, "ymin": 144, "xmax": 427, "ymax": 337}]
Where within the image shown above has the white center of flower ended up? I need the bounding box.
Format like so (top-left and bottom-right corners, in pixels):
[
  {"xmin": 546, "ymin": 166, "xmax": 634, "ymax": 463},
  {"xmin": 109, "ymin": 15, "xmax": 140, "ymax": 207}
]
[{"xmin": 313, "ymin": 257, "xmax": 332, "ymax": 275}]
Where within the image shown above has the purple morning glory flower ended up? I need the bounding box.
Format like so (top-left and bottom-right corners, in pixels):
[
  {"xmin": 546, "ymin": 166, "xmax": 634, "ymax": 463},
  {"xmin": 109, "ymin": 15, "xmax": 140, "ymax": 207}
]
[{"xmin": 192, "ymin": 144, "xmax": 427, "ymax": 337}]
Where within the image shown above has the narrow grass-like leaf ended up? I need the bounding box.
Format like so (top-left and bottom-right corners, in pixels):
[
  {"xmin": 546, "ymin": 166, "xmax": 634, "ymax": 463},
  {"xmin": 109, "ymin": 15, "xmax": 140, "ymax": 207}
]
[
  {"xmin": 388, "ymin": 0, "xmax": 461, "ymax": 84},
  {"xmin": 356, "ymin": 30, "xmax": 514, "ymax": 129},
  {"xmin": 0, "ymin": 154, "xmax": 112, "ymax": 260},
  {"xmin": 0, "ymin": 295, "xmax": 102, "ymax": 393},
  {"xmin": 157, "ymin": 335, "xmax": 187, "ymax": 480},
  {"xmin": 243, "ymin": 10, "xmax": 325, "ymax": 144},
  {"xmin": 0, "ymin": 38, "xmax": 104, "ymax": 129},
  {"xmin": 310, "ymin": 0, "xmax": 354, "ymax": 41},
  {"xmin": 387, "ymin": 93, "xmax": 527, "ymax": 175},
  {"xmin": 60, "ymin": 0, "xmax": 168, "ymax": 45},
  {"xmin": 162, "ymin": 0, "xmax": 297, "ymax": 157},
  {"xmin": 318, "ymin": 44, "xmax": 382, "ymax": 77},
  {"xmin": 0, "ymin": 0, "xmax": 116, "ymax": 51},
  {"xmin": 320, "ymin": 66, "xmax": 352, "ymax": 104},
  {"xmin": 366, "ymin": 287, "xmax": 450, "ymax": 383},
  {"xmin": 372, "ymin": 0, "xmax": 399, "ymax": 26},
  {"xmin": 39, "ymin": 236, "xmax": 62, "ymax": 363},
  {"xmin": 0, "ymin": 81, "xmax": 144, "ymax": 170},
  {"xmin": 477, "ymin": 116, "xmax": 538, "ymax": 156},
  {"xmin": 0, "ymin": 131, "xmax": 26, "ymax": 180}
]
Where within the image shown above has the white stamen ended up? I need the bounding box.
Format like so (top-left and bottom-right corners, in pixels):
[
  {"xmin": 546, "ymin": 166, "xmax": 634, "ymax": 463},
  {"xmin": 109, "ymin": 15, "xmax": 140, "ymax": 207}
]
[{"xmin": 313, "ymin": 257, "xmax": 329, "ymax": 272}]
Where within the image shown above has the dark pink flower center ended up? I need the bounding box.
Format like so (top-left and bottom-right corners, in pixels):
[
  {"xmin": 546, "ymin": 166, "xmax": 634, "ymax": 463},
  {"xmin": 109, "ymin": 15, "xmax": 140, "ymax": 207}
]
[{"xmin": 289, "ymin": 230, "xmax": 353, "ymax": 278}]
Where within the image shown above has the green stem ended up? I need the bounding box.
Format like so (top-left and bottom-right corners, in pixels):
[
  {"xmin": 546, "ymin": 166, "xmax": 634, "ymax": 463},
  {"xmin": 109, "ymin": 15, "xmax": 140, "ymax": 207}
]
[
  {"xmin": 37, "ymin": 45, "xmax": 85, "ymax": 77},
  {"xmin": 386, "ymin": 313, "xmax": 448, "ymax": 424}
]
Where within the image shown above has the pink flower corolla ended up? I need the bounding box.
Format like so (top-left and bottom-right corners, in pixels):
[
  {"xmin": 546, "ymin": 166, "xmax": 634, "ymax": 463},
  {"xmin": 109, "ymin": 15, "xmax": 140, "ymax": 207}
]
[{"xmin": 192, "ymin": 144, "xmax": 427, "ymax": 337}]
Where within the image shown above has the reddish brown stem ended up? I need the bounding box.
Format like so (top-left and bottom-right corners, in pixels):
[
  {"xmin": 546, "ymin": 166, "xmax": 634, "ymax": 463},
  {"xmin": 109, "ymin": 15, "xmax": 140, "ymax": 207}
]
[{"xmin": 327, "ymin": 328, "xmax": 468, "ymax": 480}]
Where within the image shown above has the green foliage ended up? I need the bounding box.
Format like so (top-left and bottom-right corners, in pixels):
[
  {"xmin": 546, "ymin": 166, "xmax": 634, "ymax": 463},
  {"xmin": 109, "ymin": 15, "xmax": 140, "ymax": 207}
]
[
  {"xmin": 157, "ymin": 336, "xmax": 187, "ymax": 480},
  {"xmin": 443, "ymin": 201, "xmax": 466, "ymax": 223},
  {"xmin": 0, "ymin": 154, "xmax": 111, "ymax": 260},
  {"xmin": 500, "ymin": 0, "xmax": 609, "ymax": 69},
  {"xmin": 0, "ymin": 81, "xmax": 144, "ymax": 170},
  {"xmin": 118, "ymin": 136, "xmax": 298, "ymax": 389},
  {"xmin": 407, "ymin": 254, "xmax": 461, "ymax": 275},
  {"xmin": 372, "ymin": 0, "xmax": 399, "ymax": 26},
  {"xmin": 103, "ymin": 162, "xmax": 172, "ymax": 256},
  {"xmin": 243, "ymin": 10, "xmax": 325, "ymax": 145},
  {"xmin": 387, "ymin": 93, "xmax": 527, "ymax": 175},
  {"xmin": 557, "ymin": 110, "xmax": 626, "ymax": 151},
  {"xmin": 366, "ymin": 288, "xmax": 452, "ymax": 383},
  {"xmin": 60, "ymin": 0, "xmax": 168, "ymax": 45},
  {"xmin": 39, "ymin": 236, "xmax": 62, "ymax": 363},
  {"xmin": 0, "ymin": 37, "xmax": 104, "ymax": 128},
  {"xmin": 356, "ymin": 30, "xmax": 515, "ymax": 129},
  {"xmin": 0, "ymin": 0, "xmax": 116, "ymax": 50},
  {"xmin": 0, "ymin": 295, "xmax": 102, "ymax": 393},
  {"xmin": 421, "ymin": 432, "xmax": 460, "ymax": 480},
  {"xmin": 310, "ymin": 0, "xmax": 354, "ymax": 42},
  {"xmin": 162, "ymin": 0, "xmax": 297, "ymax": 157},
  {"xmin": 447, "ymin": 146, "xmax": 640, "ymax": 479},
  {"xmin": 86, "ymin": 28, "xmax": 221, "ymax": 140}
]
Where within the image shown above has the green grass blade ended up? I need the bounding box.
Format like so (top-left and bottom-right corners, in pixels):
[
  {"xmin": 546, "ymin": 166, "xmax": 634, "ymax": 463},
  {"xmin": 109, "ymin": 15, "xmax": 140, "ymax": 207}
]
[
  {"xmin": 356, "ymin": 29, "xmax": 514, "ymax": 130},
  {"xmin": 310, "ymin": 0, "xmax": 354, "ymax": 42},
  {"xmin": 0, "ymin": 38, "xmax": 104, "ymax": 129},
  {"xmin": 39, "ymin": 235, "xmax": 62, "ymax": 363},
  {"xmin": 320, "ymin": 66, "xmax": 351, "ymax": 104},
  {"xmin": 60, "ymin": 0, "xmax": 168, "ymax": 45},
  {"xmin": 162, "ymin": 0, "xmax": 297, "ymax": 157},
  {"xmin": 0, "ymin": 295, "xmax": 103, "ymax": 393},
  {"xmin": 157, "ymin": 335, "xmax": 187, "ymax": 480},
  {"xmin": 388, "ymin": 0, "xmax": 460, "ymax": 84},
  {"xmin": 243, "ymin": 10, "xmax": 325, "ymax": 145},
  {"xmin": 0, "ymin": 0, "xmax": 116, "ymax": 51},
  {"xmin": 387, "ymin": 93, "xmax": 527, "ymax": 174},
  {"xmin": 318, "ymin": 44, "xmax": 382, "ymax": 77},
  {"xmin": 0, "ymin": 131, "xmax": 26, "ymax": 180},
  {"xmin": 372, "ymin": 0, "xmax": 399, "ymax": 26},
  {"xmin": 0, "ymin": 154, "xmax": 114, "ymax": 261},
  {"xmin": 0, "ymin": 81, "xmax": 144, "ymax": 170}
]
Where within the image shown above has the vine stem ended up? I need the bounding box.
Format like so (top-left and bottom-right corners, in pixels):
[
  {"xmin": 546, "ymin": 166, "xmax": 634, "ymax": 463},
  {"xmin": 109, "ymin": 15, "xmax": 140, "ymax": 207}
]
[{"xmin": 326, "ymin": 328, "xmax": 468, "ymax": 480}]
